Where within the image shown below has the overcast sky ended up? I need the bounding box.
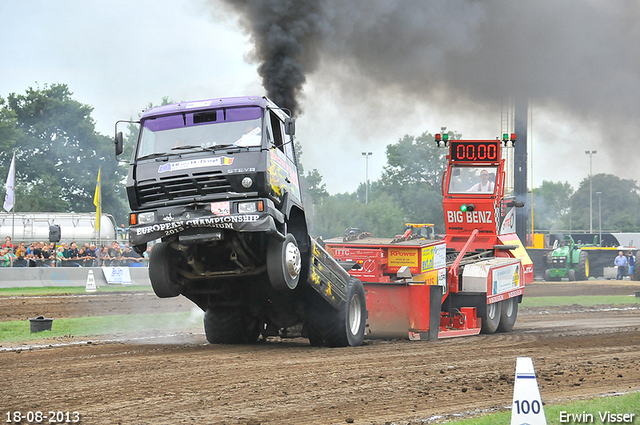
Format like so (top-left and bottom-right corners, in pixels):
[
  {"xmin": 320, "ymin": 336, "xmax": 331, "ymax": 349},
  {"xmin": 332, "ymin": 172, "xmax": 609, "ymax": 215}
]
[{"xmin": 1, "ymin": 1, "xmax": 637, "ymax": 195}]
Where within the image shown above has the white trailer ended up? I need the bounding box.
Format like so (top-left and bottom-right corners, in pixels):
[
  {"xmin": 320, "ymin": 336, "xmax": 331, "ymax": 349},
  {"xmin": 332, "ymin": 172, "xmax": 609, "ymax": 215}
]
[{"xmin": 0, "ymin": 212, "xmax": 118, "ymax": 246}]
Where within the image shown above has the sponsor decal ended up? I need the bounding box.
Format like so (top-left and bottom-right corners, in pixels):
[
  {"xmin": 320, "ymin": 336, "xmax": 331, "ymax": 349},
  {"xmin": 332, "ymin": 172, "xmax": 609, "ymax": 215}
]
[
  {"xmin": 499, "ymin": 206, "xmax": 516, "ymax": 234},
  {"xmin": 185, "ymin": 100, "xmax": 212, "ymax": 109},
  {"xmin": 491, "ymin": 263, "xmax": 520, "ymax": 295},
  {"xmin": 423, "ymin": 270, "xmax": 438, "ymax": 285},
  {"xmin": 438, "ymin": 268, "xmax": 447, "ymax": 290},
  {"xmin": 389, "ymin": 248, "xmax": 419, "ymax": 268},
  {"xmin": 421, "ymin": 246, "xmax": 434, "ymax": 272},
  {"xmin": 488, "ymin": 287, "xmax": 524, "ymax": 304},
  {"xmin": 158, "ymin": 156, "xmax": 234, "ymax": 173},
  {"xmin": 446, "ymin": 210, "xmax": 493, "ymax": 224},
  {"xmin": 268, "ymin": 149, "xmax": 300, "ymax": 199},
  {"xmin": 135, "ymin": 214, "xmax": 260, "ymax": 237},
  {"xmin": 421, "ymin": 243, "xmax": 446, "ymax": 273}
]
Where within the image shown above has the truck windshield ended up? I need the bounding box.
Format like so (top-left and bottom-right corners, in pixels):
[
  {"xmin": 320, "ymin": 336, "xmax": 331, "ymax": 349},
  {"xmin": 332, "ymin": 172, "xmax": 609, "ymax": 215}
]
[
  {"xmin": 136, "ymin": 107, "xmax": 263, "ymax": 159},
  {"xmin": 448, "ymin": 165, "xmax": 498, "ymax": 194}
]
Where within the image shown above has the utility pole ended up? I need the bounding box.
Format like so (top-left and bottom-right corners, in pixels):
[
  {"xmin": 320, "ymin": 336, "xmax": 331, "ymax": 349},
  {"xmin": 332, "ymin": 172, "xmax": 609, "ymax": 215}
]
[
  {"xmin": 596, "ymin": 191, "xmax": 602, "ymax": 247},
  {"xmin": 362, "ymin": 152, "xmax": 372, "ymax": 204},
  {"xmin": 585, "ymin": 150, "xmax": 597, "ymax": 233}
]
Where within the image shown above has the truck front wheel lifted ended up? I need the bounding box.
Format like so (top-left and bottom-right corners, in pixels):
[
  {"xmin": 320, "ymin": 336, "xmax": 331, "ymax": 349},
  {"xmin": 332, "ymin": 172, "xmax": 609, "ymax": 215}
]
[
  {"xmin": 267, "ymin": 234, "xmax": 301, "ymax": 291},
  {"xmin": 148, "ymin": 242, "xmax": 182, "ymax": 298}
]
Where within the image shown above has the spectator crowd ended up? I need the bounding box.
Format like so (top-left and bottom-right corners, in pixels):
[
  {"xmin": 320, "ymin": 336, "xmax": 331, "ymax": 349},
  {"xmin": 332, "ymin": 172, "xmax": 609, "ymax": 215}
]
[{"xmin": 1, "ymin": 236, "xmax": 149, "ymax": 267}]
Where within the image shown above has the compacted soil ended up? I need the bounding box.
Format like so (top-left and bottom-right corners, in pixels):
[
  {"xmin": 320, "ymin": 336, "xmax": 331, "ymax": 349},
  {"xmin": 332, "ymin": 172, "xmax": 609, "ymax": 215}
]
[{"xmin": 1, "ymin": 281, "xmax": 639, "ymax": 425}]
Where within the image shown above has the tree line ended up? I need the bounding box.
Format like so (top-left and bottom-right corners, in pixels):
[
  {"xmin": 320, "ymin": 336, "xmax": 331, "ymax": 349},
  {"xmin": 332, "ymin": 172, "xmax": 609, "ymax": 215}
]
[{"xmin": 1, "ymin": 84, "xmax": 639, "ymax": 237}]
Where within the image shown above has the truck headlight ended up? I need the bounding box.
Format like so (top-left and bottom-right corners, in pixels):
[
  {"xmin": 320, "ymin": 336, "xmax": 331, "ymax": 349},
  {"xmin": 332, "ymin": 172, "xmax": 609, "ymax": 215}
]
[
  {"xmin": 241, "ymin": 177, "xmax": 253, "ymax": 188},
  {"xmin": 238, "ymin": 201, "xmax": 264, "ymax": 213},
  {"xmin": 137, "ymin": 211, "xmax": 156, "ymax": 224}
]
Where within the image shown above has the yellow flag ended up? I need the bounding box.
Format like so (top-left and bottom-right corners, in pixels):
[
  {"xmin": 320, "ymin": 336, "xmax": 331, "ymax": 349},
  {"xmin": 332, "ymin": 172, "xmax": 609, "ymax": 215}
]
[{"xmin": 94, "ymin": 167, "xmax": 101, "ymax": 232}]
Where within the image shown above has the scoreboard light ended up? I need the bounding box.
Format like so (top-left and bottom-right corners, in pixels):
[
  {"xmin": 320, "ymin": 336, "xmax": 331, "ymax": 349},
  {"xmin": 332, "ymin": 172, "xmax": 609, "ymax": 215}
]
[
  {"xmin": 501, "ymin": 133, "xmax": 517, "ymax": 146},
  {"xmin": 450, "ymin": 140, "xmax": 500, "ymax": 162},
  {"xmin": 460, "ymin": 203, "xmax": 475, "ymax": 212},
  {"xmin": 435, "ymin": 133, "xmax": 449, "ymax": 147}
]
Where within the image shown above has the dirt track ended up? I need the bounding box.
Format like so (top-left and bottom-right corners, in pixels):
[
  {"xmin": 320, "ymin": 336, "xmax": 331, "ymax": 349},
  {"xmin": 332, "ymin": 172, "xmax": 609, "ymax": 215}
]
[{"xmin": 1, "ymin": 281, "xmax": 639, "ymax": 425}]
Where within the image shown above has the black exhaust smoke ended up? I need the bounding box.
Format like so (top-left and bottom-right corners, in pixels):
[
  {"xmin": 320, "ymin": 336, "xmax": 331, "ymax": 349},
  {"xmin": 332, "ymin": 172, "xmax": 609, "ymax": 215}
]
[{"xmin": 219, "ymin": 0, "xmax": 327, "ymax": 117}]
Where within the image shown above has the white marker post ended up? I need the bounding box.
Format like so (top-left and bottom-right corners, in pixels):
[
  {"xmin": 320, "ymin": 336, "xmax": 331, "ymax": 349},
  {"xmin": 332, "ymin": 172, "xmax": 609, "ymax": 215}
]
[
  {"xmin": 85, "ymin": 270, "xmax": 97, "ymax": 292},
  {"xmin": 511, "ymin": 357, "xmax": 547, "ymax": 425}
]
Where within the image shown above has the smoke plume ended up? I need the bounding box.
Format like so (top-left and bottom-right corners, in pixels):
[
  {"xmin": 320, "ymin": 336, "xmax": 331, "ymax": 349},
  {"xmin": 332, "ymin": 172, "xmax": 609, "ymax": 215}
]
[
  {"xmin": 215, "ymin": 0, "xmax": 640, "ymax": 171},
  {"xmin": 217, "ymin": 0, "xmax": 328, "ymax": 116}
]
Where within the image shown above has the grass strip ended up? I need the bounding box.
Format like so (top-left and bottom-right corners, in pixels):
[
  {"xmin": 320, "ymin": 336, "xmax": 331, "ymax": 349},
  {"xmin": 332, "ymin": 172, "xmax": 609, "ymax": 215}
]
[
  {"xmin": 0, "ymin": 311, "xmax": 201, "ymax": 344},
  {"xmin": 521, "ymin": 295, "xmax": 640, "ymax": 308},
  {"xmin": 0, "ymin": 285, "xmax": 152, "ymax": 296},
  {"xmin": 448, "ymin": 391, "xmax": 639, "ymax": 424}
]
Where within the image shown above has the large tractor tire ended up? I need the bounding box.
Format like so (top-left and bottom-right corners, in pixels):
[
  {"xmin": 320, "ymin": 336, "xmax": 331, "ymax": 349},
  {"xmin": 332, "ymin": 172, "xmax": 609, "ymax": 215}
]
[
  {"xmin": 267, "ymin": 234, "xmax": 302, "ymax": 291},
  {"xmin": 576, "ymin": 250, "xmax": 589, "ymax": 280},
  {"xmin": 568, "ymin": 269, "xmax": 576, "ymax": 281},
  {"xmin": 544, "ymin": 269, "xmax": 560, "ymax": 282},
  {"xmin": 481, "ymin": 301, "xmax": 501, "ymax": 334},
  {"xmin": 497, "ymin": 297, "xmax": 519, "ymax": 332},
  {"xmin": 204, "ymin": 307, "xmax": 260, "ymax": 344},
  {"xmin": 148, "ymin": 242, "xmax": 182, "ymax": 298},
  {"xmin": 634, "ymin": 264, "xmax": 640, "ymax": 281},
  {"xmin": 305, "ymin": 277, "xmax": 367, "ymax": 347}
]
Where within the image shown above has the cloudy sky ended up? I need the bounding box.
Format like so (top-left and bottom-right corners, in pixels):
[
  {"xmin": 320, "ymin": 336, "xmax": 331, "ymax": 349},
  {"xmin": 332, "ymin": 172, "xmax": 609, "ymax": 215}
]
[{"xmin": 1, "ymin": 1, "xmax": 638, "ymax": 195}]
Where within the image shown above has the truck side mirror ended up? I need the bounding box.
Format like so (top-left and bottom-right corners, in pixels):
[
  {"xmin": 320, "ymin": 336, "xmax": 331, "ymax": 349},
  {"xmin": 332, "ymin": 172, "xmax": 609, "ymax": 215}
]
[
  {"xmin": 284, "ymin": 118, "xmax": 295, "ymax": 136},
  {"xmin": 115, "ymin": 132, "xmax": 124, "ymax": 156}
]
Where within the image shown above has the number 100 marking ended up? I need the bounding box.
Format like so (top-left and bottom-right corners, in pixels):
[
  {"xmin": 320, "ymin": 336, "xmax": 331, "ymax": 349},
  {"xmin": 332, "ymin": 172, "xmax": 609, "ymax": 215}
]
[{"xmin": 514, "ymin": 399, "xmax": 542, "ymax": 414}]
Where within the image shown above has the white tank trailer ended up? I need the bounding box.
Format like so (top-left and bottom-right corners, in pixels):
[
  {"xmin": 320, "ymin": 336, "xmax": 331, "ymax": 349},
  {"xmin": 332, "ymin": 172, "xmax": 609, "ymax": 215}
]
[{"xmin": 0, "ymin": 212, "xmax": 118, "ymax": 246}]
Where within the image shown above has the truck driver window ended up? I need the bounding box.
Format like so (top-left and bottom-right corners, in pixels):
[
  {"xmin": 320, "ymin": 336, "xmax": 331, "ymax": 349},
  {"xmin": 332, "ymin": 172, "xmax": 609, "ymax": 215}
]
[
  {"xmin": 269, "ymin": 111, "xmax": 285, "ymax": 152},
  {"xmin": 447, "ymin": 166, "xmax": 497, "ymax": 194}
]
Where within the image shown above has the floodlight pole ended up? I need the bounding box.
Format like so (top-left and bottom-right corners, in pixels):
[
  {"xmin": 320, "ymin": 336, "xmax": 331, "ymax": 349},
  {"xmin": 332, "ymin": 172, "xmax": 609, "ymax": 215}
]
[
  {"xmin": 596, "ymin": 191, "xmax": 602, "ymax": 247},
  {"xmin": 585, "ymin": 150, "xmax": 597, "ymax": 234},
  {"xmin": 362, "ymin": 152, "xmax": 372, "ymax": 204}
]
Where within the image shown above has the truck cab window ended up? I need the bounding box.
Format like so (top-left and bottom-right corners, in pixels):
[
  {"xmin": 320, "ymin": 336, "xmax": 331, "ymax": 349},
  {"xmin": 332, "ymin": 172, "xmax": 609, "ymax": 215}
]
[
  {"xmin": 269, "ymin": 111, "xmax": 285, "ymax": 152},
  {"xmin": 448, "ymin": 165, "xmax": 498, "ymax": 194},
  {"xmin": 284, "ymin": 133, "xmax": 295, "ymax": 162}
]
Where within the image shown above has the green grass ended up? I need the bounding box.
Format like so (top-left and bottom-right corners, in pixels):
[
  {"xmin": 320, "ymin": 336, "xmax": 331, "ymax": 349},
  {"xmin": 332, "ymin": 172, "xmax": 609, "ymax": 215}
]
[
  {"xmin": 448, "ymin": 391, "xmax": 639, "ymax": 424},
  {"xmin": 521, "ymin": 295, "xmax": 640, "ymax": 308},
  {"xmin": 0, "ymin": 311, "xmax": 201, "ymax": 344},
  {"xmin": 0, "ymin": 285, "xmax": 152, "ymax": 296}
]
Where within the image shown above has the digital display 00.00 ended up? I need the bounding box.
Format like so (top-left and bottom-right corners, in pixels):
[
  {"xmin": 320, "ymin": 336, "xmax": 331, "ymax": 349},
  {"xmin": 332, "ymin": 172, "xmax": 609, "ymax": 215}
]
[{"xmin": 450, "ymin": 140, "xmax": 499, "ymax": 162}]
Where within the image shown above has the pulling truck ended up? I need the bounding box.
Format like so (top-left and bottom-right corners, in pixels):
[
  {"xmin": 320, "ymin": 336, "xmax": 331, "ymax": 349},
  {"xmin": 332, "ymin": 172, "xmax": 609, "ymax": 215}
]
[
  {"xmin": 326, "ymin": 134, "xmax": 533, "ymax": 339},
  {"xmin": 114, "ymin": 96, "xmax": 367, "ymax": 347}
]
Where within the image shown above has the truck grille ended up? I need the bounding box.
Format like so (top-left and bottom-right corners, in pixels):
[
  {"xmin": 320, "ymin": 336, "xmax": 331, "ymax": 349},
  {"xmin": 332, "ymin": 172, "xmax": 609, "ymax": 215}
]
[{"xmin": 136, "ymin": 171, "xmax": 231, "ymax": 206}]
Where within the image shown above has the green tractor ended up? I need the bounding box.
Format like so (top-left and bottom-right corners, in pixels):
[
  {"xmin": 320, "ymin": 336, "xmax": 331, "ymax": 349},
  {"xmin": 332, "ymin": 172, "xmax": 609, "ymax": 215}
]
[{"xmin": 544, "ymin": 235, "xmax": 590, "ymax": 281}]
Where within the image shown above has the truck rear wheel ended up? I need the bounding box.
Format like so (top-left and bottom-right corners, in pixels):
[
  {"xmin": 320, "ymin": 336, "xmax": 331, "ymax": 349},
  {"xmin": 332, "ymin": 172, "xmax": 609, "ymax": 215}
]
[
  {"xmin": 481, "ymin": 301, "xmax": 501, "ymax": 334},
  {"xmin": 204, "ymin": 308, "xmax": 260, "ymax": 344},
  {"xmin": 148, "ymin": 242, "xmax": 181, "ymax": 298},
  {"xmin": 306, "ymin": 278, "xmax": 367, "ymax": 347},
  {"xmin": 267, "ymin": 234, "xmax": 301, "ymax": 291},
  {"xmin": 497, "ymin": 297, "xmax": 518, "ymax": 332}
]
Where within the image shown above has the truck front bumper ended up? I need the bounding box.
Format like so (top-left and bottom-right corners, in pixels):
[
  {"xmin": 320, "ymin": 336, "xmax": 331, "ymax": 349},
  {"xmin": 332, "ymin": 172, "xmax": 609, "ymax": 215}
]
[{"xmin": 129, "ymin": 201, "xmax": 283, "ymax": 246}]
